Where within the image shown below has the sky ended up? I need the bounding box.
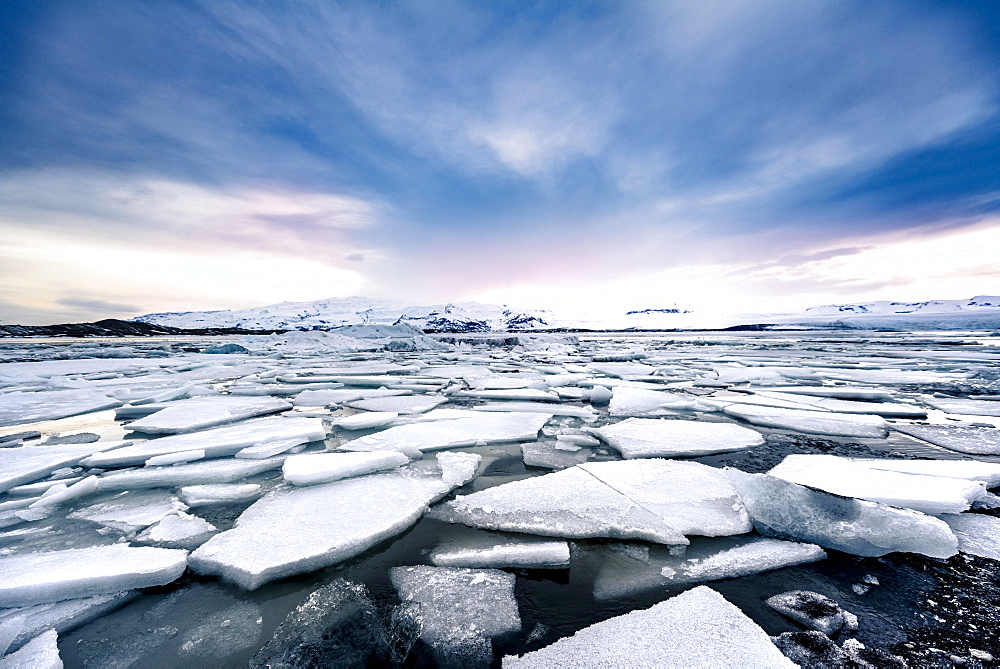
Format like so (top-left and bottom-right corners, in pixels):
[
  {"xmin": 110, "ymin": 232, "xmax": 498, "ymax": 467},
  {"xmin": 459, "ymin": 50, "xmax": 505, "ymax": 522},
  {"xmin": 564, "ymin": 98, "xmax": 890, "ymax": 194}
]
[{"xmin": 1, "ymin": 0, "xmax": 998, "ymax": 324}]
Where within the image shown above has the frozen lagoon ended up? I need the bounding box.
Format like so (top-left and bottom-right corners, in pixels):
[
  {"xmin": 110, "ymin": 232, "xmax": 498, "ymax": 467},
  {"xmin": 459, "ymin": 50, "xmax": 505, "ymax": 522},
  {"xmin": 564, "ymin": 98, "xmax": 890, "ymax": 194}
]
[{"xmin": 1, "ymin": 329, "xmax": 1000, "ymax": 666}]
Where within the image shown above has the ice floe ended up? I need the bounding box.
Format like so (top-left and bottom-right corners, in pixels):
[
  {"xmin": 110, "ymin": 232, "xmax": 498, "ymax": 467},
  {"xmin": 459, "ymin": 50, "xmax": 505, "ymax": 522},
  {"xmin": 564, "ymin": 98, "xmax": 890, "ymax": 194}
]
[
  {"xmin": 282, "ymin": 451, "xmax": 409, "ymax": 485},
  {"xmin": 893, "ymin": 424, "xmax": 1000, "ymax": 455},
  {"xmin": 429, "ymin": 533, "xmax": 570, "ymax": 569},
  {"xmin": 722, "ymin": 403, "xmax": 889, "ymax": 438},
  {"xmin": 941, "ymin": 513, "xmax": 1000, "ymax": 560},
  {"xmin": 178, "ymin": 484, "xmax": 262, "ymax": 507},
  {"xmin": 0, "ymin": 441, "xmax": 131, "ymax": 493},
  {"xmin": 0, "ymin": 629, "xmax": 62, "ymax": 668},
  {"xmin": 0, "ymin": 389, "xmax": 123, "ymax": 428},
  {"xmin": 593, "ymin": 417, "xmax": 763, "ymax": 458},
  {"xmin": 0, "ymin": 592, "xmax": 137, "ymax": 657},
  {"xmin": 342, "ymin": 412, "xmax": 550, "ymax": 454},
  {"xmin": 124, "ymin": 396, "xmax": 291, "ymax": 434}
]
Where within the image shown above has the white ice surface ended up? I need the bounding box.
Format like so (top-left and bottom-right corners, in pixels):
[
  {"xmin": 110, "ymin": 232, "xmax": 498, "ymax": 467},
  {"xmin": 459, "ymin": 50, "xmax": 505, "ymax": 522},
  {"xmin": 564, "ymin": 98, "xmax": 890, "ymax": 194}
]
[
  {"xmin": 0, "ymin": 441, "xmax": 131, "ymax": 493},
  {"xmin": 430, "ymin": 535, "xmax": 570, "ymax": 569},
  {"xmin": 608, "ymin": 387, "xmax": 717, "ymax": 417},
  {"xmin": 342, "ymin": 412, "xmax": 550, "ymax": 453},
  {"xmin": 436, "ymin": 452, "xmax": 482, "ymax": 487},
  {"xmin": 0, "ymin": 592, "xmax": 136, "ymax": 657},
  {"xmin": 922, "ymin": 397, "xmax": 1000, "ymax": 417},
  {"xmin": 854, "ymin": 458, "xmax": 1000, "ymax": 486},
  {"xmin": 470, "ymin": 402, "xmax": 597, "ymax": 421},
  {"xmin": 332, "ymin": 412, "xmax": 399, "ymax": 430},
  {"xmin": 893, "ymin": 424, "xmax": 1000, "ymax": 456},
  {"xmin": 144, "ymin": 450, "xmax": 205, "ymax": 466},
  {"xmin": 282, "ymin": 451, "xmax": 409, "ymax": 486},
  {"xmin": 82, "ymin": 417, "xmax": 326, "ymax": 468},
  {"xmin": 189, "ymin": 468, "xmax": 451, "ymax": 589},
  {"xmin": 69, "ymin": 490, "xmax": 187, "ymax": 533},
  {"xmin": 768, "ymin": 454, "xmax": 988, "ymax": 515},
  {"xmin": 0, "ymin": 629, "xmax": 61, "ymax": 669},
  {"xmin": 0, "ymin": 545, "xmax": 188, "ymax": 608},
  {"xmin": 178, "ymin": 484, "xmax": 262, "ymax": 507},
  {"xmin": 96, "ymin": 457, "xmax": 286, "ymax": 491},
  {"xmin": 0, "ymin": 389, "xmax": 123, "ymax": 428},
  {"xmin": 722, "ymin": 403, "xmax": 888, "ymax": 438},
  {"xmin": 593, "ymin": 418, "xmax": 763, "ymax": 458},
  {"xmin": 344, "ymin": 395, "xmax": 447, "ymax": 414},
  {"xmin": 292, "ymin": 388, "xmax": 410, "ymax": 407},
  {"xmin": 503, "ymin": 586, "xmax": 793, "ymax": 668},
  {"xmin": 453, "ymin": 389, "xmax": 558, "ymax": 402},
  {"xmin": 725, "ymin": 468, "xmax": 958, "ymax": 558},
  {"xmin": 124, "ymin": 396, "xmax": 292, "ymax": 434}
]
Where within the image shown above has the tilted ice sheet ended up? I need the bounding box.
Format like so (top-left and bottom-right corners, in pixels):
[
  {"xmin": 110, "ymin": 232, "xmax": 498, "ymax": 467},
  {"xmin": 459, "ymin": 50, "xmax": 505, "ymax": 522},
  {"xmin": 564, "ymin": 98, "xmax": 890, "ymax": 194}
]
[
  {"xmin": 345, "ymin": 395, "xmax": 447, "ymax": 414},
  {"xmin": 0, "ymin": 545, "xmax": 188, "ymax": 608},
  {"xmin": 853, "ymin": 458, "xmax": 1000, "ymax": 486},
  {"xmin": 282, "ymin": 451, "xmax": 409, "ymax": 486},
  {"xmin": 768, "ymin": 454, "xmax": 988, "ymax": 515},
  {"xmin": 0, "ymin": 629, "xmax": 61, "ymax": 668},
  {"xmin": 390, "ymin": 566, "xmax": 521, "ymax": 653},
  {"xmin": 592, "ymin": 535, "xmax": 827, "ymax": 600},
  {"xmin": 436, "ymin": 452, "xmax": 482, "ymax": 487},
  {"xmin": 333, "ymin": 412, "xmax": 398, "ymax": 430},
  {"xmin": 293, "ymin": 388, "xmax": 411, "ymax": 407},
  {"xmin": 608, "ymin": 387, "xmax": 717, "ymax": 417},
  {"xmin": 0, "ymin": 591, "xmax": 137, "ymax": 657},
  {"xmin": 893, "ymin": 424, "xmax": 1000, "ymax": 455},
  {"xmin": 342, "ymin": 412, "xmax": 550, "ymax": 454},
  {"xmin": 0, "ymin": 441, "xmax": 132, "ymax": 493},
  {"xmin": 95, "ymin": 456, "xmax": 287, "ymax": 491},
  {"xmin": 920, "ymin": 397, "xmax": 1000, "ymax": 417},
  {"xmin": 593, "ymin": 417, "xmax": 763, "ymax": 458},
  {"xmin": 189, "ymin": 468, "xmax": 452, "ymax": 589},
  {"xmin": 503, "ymin": 586, "xmax": 793, "ymax": 668},
  {"xmin": 429, "ymin": 534, "xmax": 570, "ymax": 569},
  {"xmin": 470, "ymin": 402, "xmax": 597, "ymax": 421},
  {"xmin": 722, "ymin": 403, "xmax": 888, "ymax": 438},
  {"xmin": 178, "ymin": 484, "xmax": 262, "ymax": 507},
  {"xmin": 68, "ymin": 490, "xmax": 187, "ymax": 533},
  {"xmin": 724, "ymin": 468, "xmax": 958, "ymax": 558},
  {"xmin": 942, "ymin": 513, "xmax": 1000, "ymax": 560},
  {"xmin": 0, "ymin": 389, "xmax": 123, "ymax": 428},
  {"xmin": 83, "ymin": 417, "xmax": 326, "ymax": 467},
  {"xmin": 756, "ymin": 386, "xmax": 894, "ymax": 400},
  {"xmin": 124, "ymin": 396, "xmax": 291, "ymax": 434},
  {"xmin": 754, "ymin": 392, "xmax": 926, "ymax": 417}
]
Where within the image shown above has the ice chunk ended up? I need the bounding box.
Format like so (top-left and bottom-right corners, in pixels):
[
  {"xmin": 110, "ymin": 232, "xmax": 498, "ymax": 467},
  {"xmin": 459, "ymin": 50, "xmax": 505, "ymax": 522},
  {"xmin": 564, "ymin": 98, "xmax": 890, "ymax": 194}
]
[
  {"xmin": 333, "ymin": 411, "xmax": 399, "ymax": 430},
  {"xmin": 27, "ymin": 476, "xmax": 99, "ymax": 509},
  {"xmin": 0, "ymin": 545, "xmax": 187, "ymax": 608},
  {"xmin": 724, "ymin": 468, "xmax": 958, "ymax": 558},
  {"xmin": 0, "ymin": 441, "xmax": 132, "ymax": 493},
  {"xmin": 503, "ymin": 586, "xmax": 793, "ymax": 667},
  {"xmin": 587, "ymin": 384, "xmax": 613, "ymax": 404},
  {"xmin": 592, "ymin": 536, "xmax": 826, "ymax": 600},
  {"xmin": 176, "ymin": 600, "xmax": 263, "ymax": 661},
  {"xmin": 471, "ymin": 402, "xmax": 597, "ymax": 421},
  {"xmin": 754, "ymin": 391, "xmax": 926, "ymax": 417},
  {"xmin": 765, "ymin": 590, "xmax": 856, "ymax": 636},
  {"xmin": 282, "ymin": 451, "xmax": 409, "ymax": 485},
  {"xmin": 68, "ymin": 490, "xmax": 187, "ymax": 533},
  {"xmin": 293, "ymin": 388, "xmax": 410, "ymax": 407},
  {"xmin": 391, "ymin": 566, "xmax": 520, "ymax": 663},
  {"xmin": 0, "ymin": 629, "xmax": 61, "ymax": 669},
  {"xmin": 0, "ymin": 592, "xmax": 137, "ymax": 657},
  {"xmin": 759, "ymin": 386, "xmax": 894, "ymax": 400},
  {"xmin": 942, "ymin": 513, "xmax": 1000, "ymax": 560},
  {"xmin": 343, "ymin": 412, "xmax": 550, "ymax": 454},
  {"xmin": 594, "ymin": 418, "xmax": 763, "ymax": 458},
  {"xmin": 189, "ymin": 469, "xmax": 451, "ymax": 589},
  {"xmin": 144, "ymin": 450, "xmax": 205, "ymax": 466},
  {"xmin": 0, "ymin": 389, "xmax": 122, "ymax": 428},
  {"xmin": 437, "ymin": 452, "xmax": 481, "ymax": 487},
  {"xmin": 454, "ymin": 389, "xmax": 558, "ymax": 402},
  {"xmin": 235, "ymin": 438, "xmax": 308, "ymax": 459},
  {"xmin": 430, "ymin": 534, "xmax": 569, "ymax": 569},
  {"xmin": 722, "ymin": 403, "xmax": 888, "ymax": 438},
  {"xmin": 345, "ymin": 395, "xmax": 447, "ymax": 414},
  {"xmin": 250, "ymin": 579, "xmax": 388, "ymax": 668},
  {"xmin": 848, "ymin": 458, "xmax": 1000, "ymax": 486},
  {"xmin": 893, "ymin": 424, "xmax": 1000, "ymax": 456},
  {"xmin": 922, "ymin": 396, "xmax": 1000, "ymax": 417},
  {"xmin": 96, "ymin": 456, "xmax": 286, "ymax": 491},
  {"xmin": 82, "ymin": 417, "xmax": 325, "ymax": 468},
  {"xmin": 135, "ymin": 511, "xmax": 216, "ymax": 549},
  {"xmin": 432, "ymin": 460, "xmax": 750, "ymax": 545},
  {"xmin": 768, "ymin": 454, "xmax": 988, "ymax": 515},
  {"xmin": 609, "ymin": 387, "xmax": 717, "ymax": 417},
  {"xmin": 586, "ymin": 362, "xmax": 657, "ymax": 378},
  {"xmin": 124, "ymin": 396, "xmax": 292, "ymax": 434},
  {"xmin": 520, "ymin": 441, "xmax": 592, "ymax": 469},
  {"xmin": 178, "ymin": 484, "xmax": 262, "ymax": 507}
]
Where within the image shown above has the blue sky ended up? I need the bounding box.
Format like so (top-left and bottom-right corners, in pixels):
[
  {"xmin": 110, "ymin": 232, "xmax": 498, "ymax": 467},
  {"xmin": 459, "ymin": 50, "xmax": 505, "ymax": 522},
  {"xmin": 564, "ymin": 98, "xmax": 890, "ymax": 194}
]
[{"xmin": 1, "ymin": 0, "xmax": 998, "ymax": 323}]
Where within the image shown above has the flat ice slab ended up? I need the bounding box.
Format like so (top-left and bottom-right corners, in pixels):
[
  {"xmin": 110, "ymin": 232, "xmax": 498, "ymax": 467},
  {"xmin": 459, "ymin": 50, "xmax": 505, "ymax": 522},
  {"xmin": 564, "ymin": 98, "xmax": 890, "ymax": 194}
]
[
  {"xmin": 83, "ymin": 417, "xmax": 326, "ymax": 468},
  {"xmin": 0, "ymin": 441, "xmax": 131, "ymax": 493},
  {"xmin": 135, "ymin": 511, "xmax": 217, "ymax": 549},
  {"xmin": 0, "ymin": 389, "xmax": 122, "ymax": 428},
  {"xmin": 430, "ymin": 534, "xmax": 570, "ymax": 569},
  {"xmin": 608, "ymin": 387, "xmax": 716, "ymax": 417},
  {"xmin": 96, "ymin": 456, "xmax": 286, "ymax": 491},
  {"xmin": 432, "ymin": 460, "xmax": 750, "ymax": 545},
  {"xmin": 768, "ymin": 454, "xmax": 988, "ymax": 515},
  {"xmin": 725, "ymin": 468, "xmax": 958, "ymax": 558},
  {"xmin": 722, "ymin": 403, "xmax": 888, "ymax": 438},
  {"xmin": 344, "ymin": 395, "xmax": 447, "ymax": 414},
  {"xmin": 851, "ymin": 458, "xmax": 1000, "ymax": 486},
  {"xmin": 179, "ymin": 484, "xmax": 262, "ymax": 507},
  {"xmin": 922, "ymin": 397, "xmax": 1000, "ymax": 417},
  {"xmin": 503, "ymin": 586, "xmax": 793, "ymax": 667},
  {"xmin": 942, "ymin": 513, "xmax": 1000, "ymax": 560},
  {"xmin": 190, "ymin": 469, "xmax": 451, "ymax": 589},
  {"xmin": 0, "ymin": 545, "xmax": 188, "ymax": 608},
  {"xmin": 282, "ymin": 451, "xmax": 409, "ymax": 486},
  {"xmin": 893, "ymin": 424, "xmax": 1000, "ymax": 456},
  {"xmin": 333, "ymin": 412, "xmax": 398, "ymax": 430},
  {"xmin": 593, "ymin": 535, "xmax": 826, "ymax": 600},
  {"xmin": 342, "ymin": 412, "xmax": 550, "ymax": 454},
  {"xmin": 437, "ymin": 452, "xmax": 482, "ymax": 487},
  {"xmin": 391, "ymin": 566, "xmax": 521, "ymax": 657},
  {"xmin": 594, "ymin": 418, "xmax": 763, "ymax": 458},
  {"xmin": 124, "ymin": 396, "xmax": 291, "ymax": 434},
  {"xmin": 0, "ymin": 592, "xmax": 136, "ymax": 657}
]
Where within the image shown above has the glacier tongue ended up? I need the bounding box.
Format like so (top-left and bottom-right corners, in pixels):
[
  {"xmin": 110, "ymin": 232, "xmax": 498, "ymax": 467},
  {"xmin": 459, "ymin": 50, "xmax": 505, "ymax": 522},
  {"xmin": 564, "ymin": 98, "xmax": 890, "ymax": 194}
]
[
  {"xmin": 503, "ymin": 586, "xmax": 793, "ymax": 667},
  {"xmin": 724, "ymin": 468, "xmax": 958, "ymax": 558},
  {"xmin": 189, "ymin": 467, "xmax": 453, "ymax": 589}
]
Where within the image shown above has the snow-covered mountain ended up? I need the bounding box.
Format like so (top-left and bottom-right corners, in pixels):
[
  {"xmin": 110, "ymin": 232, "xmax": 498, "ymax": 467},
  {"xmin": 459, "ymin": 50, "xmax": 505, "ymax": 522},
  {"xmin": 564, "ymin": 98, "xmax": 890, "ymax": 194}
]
[
  {"xmin": 780, "ymin": 296, "xmax": 1000, "ymax": 329},
  {"xmin": 802, "ymin": 296, "xmax": 1000, "ymax": 316},
  {"xmin": 133, "ymin": 297, "xmax": 554, "ymax": 332}
]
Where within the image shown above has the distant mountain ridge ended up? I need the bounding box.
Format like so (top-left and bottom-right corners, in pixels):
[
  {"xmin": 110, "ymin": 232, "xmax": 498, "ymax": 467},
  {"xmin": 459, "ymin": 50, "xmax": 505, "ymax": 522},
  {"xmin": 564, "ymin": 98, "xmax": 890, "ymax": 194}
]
[{"xmin": 803, "ymin": 296, "xmax": 1000, "ymax": 316}]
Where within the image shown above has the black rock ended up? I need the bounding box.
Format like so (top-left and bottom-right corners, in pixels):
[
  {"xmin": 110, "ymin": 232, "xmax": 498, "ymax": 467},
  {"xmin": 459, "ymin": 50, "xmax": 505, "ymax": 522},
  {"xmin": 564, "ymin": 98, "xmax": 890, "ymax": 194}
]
[
  {"xmin": 0, "ymin": 431, "xmax": 41, "ymax": 444},
  {"xmin": 765, "ymin": 590, "xmax": 857, "ymax": 636},
  {"xmin": 772, "ymin": 631, "xmax": 846, "ymax": 666}
]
